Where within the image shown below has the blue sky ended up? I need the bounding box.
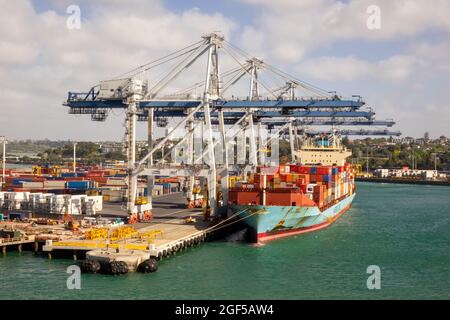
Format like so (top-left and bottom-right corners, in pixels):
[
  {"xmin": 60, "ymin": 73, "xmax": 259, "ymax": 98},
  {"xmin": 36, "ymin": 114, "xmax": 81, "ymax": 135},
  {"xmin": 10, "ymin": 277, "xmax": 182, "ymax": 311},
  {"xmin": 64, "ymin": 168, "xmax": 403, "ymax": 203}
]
[{"xmin": 1, "ymin": 0, "xmax": 449, "ymax": 141}]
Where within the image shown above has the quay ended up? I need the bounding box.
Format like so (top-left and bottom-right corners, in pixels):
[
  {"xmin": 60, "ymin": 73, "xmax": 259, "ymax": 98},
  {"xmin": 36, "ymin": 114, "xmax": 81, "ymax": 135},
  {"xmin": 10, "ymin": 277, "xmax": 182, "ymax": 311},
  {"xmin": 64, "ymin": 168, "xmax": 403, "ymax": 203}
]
[
  {"xmin": 0, "ymin": 238, "xmax": 36, "ymax": 255},
  {"xmin": 1, "ymin": 193, "xmax": 230, "ymax": 274},
  {"xmin": 356, "ymin": 177, "xmax": 450, "ymax": 186}
]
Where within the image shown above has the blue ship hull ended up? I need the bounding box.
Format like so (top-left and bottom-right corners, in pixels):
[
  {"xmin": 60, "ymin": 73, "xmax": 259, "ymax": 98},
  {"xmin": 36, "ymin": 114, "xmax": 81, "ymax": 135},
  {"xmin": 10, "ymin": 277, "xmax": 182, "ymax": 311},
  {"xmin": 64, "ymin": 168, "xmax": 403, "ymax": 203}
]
[{"xmin": 230, "ymin": 193, "xmax": 355, "ymax": 242}]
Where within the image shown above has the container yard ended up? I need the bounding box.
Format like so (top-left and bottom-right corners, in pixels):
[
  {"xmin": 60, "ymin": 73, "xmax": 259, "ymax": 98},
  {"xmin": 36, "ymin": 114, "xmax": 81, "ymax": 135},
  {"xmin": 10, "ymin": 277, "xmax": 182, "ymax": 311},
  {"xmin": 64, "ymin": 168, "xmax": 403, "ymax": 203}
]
[{"xmin": 0, "ymin": 164, "xmax": 204, "ymax": 274}]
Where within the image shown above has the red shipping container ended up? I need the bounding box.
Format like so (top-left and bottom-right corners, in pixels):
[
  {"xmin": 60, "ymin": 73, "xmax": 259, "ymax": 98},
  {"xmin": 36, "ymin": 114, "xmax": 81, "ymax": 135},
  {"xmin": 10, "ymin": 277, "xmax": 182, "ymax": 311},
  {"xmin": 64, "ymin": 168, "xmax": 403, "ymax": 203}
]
[
  {"xmin": 313, "ymin": 185, "xmax": 323, "ymax": 197},
  {"xmin": 236, "ymin": 191, "xmax": 260, "ymax": 205},
  {"xmin": 63, "ymin": 177, "xmax": 86, "ymax": 181},
  {"xmin": 299, "ymin": 184, "xmax": 307, "ymax": 193},
  {"xmin": 317, "ymin": 167, "xmax": 332, "ymax": 175},
  {"xmin": 298, "ymin": 174, "xmax": 310, "ymax": 185},
  {"xmin": 92, "ymin": 177, "xmax": 108, "ymax": 184},
  {"xmin": 297, "ymin": 166, "xmax": 311, "ymax": 174}
]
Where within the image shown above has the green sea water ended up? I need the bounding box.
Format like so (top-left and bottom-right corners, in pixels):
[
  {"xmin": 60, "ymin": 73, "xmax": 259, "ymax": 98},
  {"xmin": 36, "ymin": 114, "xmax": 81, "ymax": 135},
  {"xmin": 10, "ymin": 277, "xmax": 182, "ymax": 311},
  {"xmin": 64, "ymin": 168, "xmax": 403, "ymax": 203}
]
[{"xmin": 0, "ymin": 182, "xmax": 449, "ymax": 299}]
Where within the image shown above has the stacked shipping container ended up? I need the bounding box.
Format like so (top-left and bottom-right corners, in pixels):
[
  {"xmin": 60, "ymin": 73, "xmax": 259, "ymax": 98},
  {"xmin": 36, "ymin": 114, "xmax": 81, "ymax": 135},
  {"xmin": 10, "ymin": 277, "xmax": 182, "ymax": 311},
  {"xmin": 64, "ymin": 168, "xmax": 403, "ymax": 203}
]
[{"xmin": 231, "ymin": 164, "xmax": 355, "ymax": 208}]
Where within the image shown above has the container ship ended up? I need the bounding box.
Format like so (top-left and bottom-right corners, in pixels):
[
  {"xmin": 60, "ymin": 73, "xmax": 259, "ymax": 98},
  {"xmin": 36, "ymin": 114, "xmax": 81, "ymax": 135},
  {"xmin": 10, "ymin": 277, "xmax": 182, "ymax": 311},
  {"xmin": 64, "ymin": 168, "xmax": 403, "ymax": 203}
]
[{"xmin": 228, "ymin": 133, "xmax": 356, "ymax": 242}]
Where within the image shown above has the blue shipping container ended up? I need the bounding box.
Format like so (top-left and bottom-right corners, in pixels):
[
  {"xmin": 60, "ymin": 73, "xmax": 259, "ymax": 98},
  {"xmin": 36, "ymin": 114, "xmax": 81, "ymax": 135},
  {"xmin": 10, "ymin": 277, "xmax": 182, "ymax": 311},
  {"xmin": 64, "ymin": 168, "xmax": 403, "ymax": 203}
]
[
  {"xmin": 9, "ymin": 212, "xmax": 26, "ymax": 220},
  {"xmin": 12, "ymin": 178, "xmax": 33, "ymax": 185},
  {"xmin": 67, "ymin": 181, "xmax": 90, "ymax": 190},
  {"xmin": 310, "ymin": 167, "xmax": 317, "ymax": 174},
  {"xmin": 61, "ymin": 173, "xmax": 77, "ymax": 178}
]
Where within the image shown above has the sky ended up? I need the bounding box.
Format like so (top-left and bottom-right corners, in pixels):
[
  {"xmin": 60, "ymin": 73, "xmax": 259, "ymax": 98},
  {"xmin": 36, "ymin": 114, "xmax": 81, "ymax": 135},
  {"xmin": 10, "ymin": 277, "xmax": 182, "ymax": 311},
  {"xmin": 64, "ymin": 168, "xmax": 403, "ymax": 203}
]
[{"xmin": 1, "ymin": 0, "xmax": 450, "ymax": 141}]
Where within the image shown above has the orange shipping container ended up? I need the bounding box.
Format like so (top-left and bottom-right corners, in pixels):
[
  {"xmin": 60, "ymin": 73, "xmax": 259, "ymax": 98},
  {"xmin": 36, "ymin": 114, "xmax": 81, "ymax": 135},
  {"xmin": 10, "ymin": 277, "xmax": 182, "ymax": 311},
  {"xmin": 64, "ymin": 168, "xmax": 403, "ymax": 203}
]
[{"xmin": 285, "ymin": 174, "xmax": 294, "ymax": 183}]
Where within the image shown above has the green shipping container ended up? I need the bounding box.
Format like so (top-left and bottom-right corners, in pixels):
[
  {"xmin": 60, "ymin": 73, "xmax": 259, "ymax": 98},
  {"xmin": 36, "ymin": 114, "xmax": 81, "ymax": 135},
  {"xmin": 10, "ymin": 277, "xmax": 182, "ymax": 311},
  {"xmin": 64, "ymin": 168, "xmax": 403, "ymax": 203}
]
[{"xmin": 0, "ymin": 213, "xmax": 3, "ymax": 221}]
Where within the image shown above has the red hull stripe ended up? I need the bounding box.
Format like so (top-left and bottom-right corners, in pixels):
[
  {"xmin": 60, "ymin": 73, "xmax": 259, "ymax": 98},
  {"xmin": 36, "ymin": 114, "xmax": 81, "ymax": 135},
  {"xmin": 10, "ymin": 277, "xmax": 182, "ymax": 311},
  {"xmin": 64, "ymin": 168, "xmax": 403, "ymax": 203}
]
[{"xmin": 257, "ymin": 203, "xmax": 352, "ymax": 243}]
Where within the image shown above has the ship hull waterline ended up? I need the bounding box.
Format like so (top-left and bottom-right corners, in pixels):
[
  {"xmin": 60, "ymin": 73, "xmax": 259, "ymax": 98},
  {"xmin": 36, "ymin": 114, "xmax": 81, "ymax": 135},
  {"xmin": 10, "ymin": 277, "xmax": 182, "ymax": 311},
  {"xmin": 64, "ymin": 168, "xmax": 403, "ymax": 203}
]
[{"xmin": 230, "ymin": 193, "xmax": 355, "ymax": 243}]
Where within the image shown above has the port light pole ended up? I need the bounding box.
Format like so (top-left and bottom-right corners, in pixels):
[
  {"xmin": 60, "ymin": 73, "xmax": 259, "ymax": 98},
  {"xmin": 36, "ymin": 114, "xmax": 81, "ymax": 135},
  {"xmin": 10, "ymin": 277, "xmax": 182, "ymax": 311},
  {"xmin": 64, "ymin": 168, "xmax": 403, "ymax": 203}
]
[
  {"xmin": 431, "ymin": 152, "xmax": 442, "ymax": 172},
  {"xmin": 366, "ymin": 146, "xmax": 371, "ymax": 175},
  {"xmin": 0, "ymin": 136, "xmax": 6, "ymax": 186},
  {"xmin": 73, "ymin": 142, "xmax": 77, "ymax": 173}
]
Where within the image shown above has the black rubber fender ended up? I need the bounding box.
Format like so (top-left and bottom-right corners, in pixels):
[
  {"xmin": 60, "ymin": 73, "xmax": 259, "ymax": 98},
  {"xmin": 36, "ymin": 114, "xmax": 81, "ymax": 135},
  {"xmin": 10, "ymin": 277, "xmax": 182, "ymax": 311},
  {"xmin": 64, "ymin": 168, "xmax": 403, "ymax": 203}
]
[
  {"xmin": 79, "ymin": 259, "xmax": 101, "ymax": 274},
  {"xmin": 137, "ymin": 258, "xmax": 158, "ymax": 273}
]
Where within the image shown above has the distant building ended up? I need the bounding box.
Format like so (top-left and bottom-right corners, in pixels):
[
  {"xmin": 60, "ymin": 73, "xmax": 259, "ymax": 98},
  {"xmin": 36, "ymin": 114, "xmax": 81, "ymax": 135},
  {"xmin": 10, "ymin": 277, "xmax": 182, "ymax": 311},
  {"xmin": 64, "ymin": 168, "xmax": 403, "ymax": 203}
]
[
  {"xmin": 373, "ymin": 168, "xmax": 443, "ymax": 180},
  {"xmin": 98, "ymin": 142, "xmax": 123, "ymax": 154},
  {"xmin": 438, "ymin": 135, "xmax": 448, "ymax": 145}
]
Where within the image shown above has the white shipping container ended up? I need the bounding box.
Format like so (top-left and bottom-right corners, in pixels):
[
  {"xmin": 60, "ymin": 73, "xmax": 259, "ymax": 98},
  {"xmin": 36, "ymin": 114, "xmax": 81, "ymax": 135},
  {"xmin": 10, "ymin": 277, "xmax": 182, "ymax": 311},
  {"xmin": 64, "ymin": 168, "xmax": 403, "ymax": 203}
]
[
  {"xmin": 52, "ymin": 195, "xmax": 68, "ymax": 204},
  {"xmin": 71, "ymin": 195, "xmax": 88, "ymax": 203},
  {"xmin": 44, "ymin": 181, "xmax": 66, "ymax": 188},
  {"xmin": 28, "ymin": 192, "xmax": 43, "ymax": 209},
  {"xmin": 22, "ymin": 182, "xmax": 44, "ymax": 189},
  {"xmin": 108, "ymin": 196, "xmax": 122, "ymax": 202},
  {"xmin": 70, "ymin": 200, "xmax": 82, "ymax": 215},
  {"xmin": 152, "ymin": 185, "xmax": 163, "ymax": 196},
  {"xmin": 106, "ymin": 178, "xmax": 127, "ymax": 186},
  {"xmin": 12, "ymin": 192, "xmax": 30, "ymax": 201},
  {"xmin": 86, "ymin": 196, "xmax": 103, "ymax": 211},
  {"xmin": 0, "ymin": 191, "xmax": 5, "ymax": 207}
]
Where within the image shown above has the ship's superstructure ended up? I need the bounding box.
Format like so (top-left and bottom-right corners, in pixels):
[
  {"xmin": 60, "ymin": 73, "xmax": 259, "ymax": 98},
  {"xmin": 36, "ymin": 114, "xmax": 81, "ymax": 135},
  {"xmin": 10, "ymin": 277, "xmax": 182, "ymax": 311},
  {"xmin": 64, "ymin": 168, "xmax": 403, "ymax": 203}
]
[{"xmin": 297, "ymin": 132, "xmax": 351, "ymax": 166}]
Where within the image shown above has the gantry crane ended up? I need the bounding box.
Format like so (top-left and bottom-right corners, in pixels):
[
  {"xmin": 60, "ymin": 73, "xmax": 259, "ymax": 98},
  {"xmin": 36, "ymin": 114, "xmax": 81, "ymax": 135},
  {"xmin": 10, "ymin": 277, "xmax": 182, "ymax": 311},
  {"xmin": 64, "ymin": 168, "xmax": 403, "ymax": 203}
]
[{"xmin": 63, "ymin": 32, "xmax": 400, "ymax": 221}]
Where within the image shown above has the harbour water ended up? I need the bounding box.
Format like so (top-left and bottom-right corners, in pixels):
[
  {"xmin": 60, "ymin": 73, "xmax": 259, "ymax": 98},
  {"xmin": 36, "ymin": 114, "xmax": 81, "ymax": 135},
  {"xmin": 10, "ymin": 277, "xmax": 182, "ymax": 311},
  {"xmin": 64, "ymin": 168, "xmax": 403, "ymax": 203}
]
[{"xmin": 0, "ymin": 182, "xmax": 449, "ymax": 299}]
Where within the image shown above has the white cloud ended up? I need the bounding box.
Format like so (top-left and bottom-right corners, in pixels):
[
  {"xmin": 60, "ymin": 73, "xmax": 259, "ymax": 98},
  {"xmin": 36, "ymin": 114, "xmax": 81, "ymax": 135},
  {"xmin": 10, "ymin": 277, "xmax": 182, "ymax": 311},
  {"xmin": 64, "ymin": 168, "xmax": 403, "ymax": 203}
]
[
  {"xmin": 296, "ymin": 54, "xmax": 418, "ymax": 82},
  {"xmin": 0, "ymin": 0, "xmax": 237, "ymax": 140},
  {"xmin": 0, "ymin": 41, "xmax": 39, "ymax": 65},
  {"xmin": 238, "ymin": 0, "xmax": 450, "ymax": 63}
]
